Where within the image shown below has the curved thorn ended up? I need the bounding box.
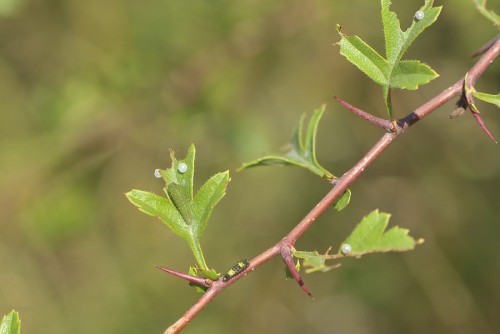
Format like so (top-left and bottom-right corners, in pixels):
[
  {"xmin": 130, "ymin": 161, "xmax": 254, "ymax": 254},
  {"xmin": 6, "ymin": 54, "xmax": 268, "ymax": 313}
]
[
  {"xmin": 470, "ymin": 111, "xmax": 498, "ymax": 143},
  {"xmin": 281, "ymin": 247, "xmax": 314, "ymax": 299},
  {"xmin": 471, "ymin": 35, "xmax": 500, "ymax": 58}
]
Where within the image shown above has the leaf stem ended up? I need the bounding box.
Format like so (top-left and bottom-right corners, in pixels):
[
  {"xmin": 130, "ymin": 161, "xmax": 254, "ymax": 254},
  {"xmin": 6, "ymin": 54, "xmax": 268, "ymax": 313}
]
[{"xmin": 187, "ymin": 237, "xmax": 209, "ymax": 270}]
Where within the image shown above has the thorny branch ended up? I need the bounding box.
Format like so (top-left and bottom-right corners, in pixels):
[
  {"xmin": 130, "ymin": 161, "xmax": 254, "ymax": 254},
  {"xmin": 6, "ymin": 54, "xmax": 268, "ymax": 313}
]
[{"xmin": 164, "ymin": 37, "xmax": 499, "ymax": 334}]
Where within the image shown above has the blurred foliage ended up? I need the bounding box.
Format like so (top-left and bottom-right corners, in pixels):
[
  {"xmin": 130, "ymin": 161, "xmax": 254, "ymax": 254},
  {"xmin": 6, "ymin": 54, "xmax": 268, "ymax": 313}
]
[{"xmin": 0, "ymin": 1, "xmax": 499, "ymax": 334}]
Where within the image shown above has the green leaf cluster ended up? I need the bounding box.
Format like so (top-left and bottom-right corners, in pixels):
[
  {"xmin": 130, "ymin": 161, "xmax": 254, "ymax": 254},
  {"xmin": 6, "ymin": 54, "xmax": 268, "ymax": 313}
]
[
  {"xmin": 293, "ymin": 248, "xmax": 340, "ymax": 274},
  {"xmin": 340, "ymin": 210, "xmax": 423, "ymax": 256},
  {"xmin": 0, "ymin": 310, "xmax": 20, "ymax": 334},
  {"xmin": 337, "ymin": 0, "xmax": 441, "ymax": 118},
  {"xmin": 239, "ymin": 105, "xmax": 335, "ymax": 181},
  {"xmin": 292, "ymin": 210, "xmax": 423, "ymax": 273},
  {"xmin": 126, "ymin": 144, "xmax": 230, "ymax": 271}
]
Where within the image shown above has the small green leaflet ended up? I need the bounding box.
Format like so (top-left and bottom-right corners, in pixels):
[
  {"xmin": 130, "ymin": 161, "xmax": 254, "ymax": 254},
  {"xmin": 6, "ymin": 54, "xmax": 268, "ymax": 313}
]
[
  {"xmin": 473, "ymin": 92, "xmax": 500, "ymax": 108},
  {"xmin": 339, "ymin": 209, "xmax": 423, "ymax": 256},
  {"xmin": 472, "ymin": 0, "xmax": 500, "ymax": 28},
  {"xmin": 126, "ymin": 144, "xmax": 230, "ymax": 270},
  {"xmin": 0, "ymin": 310, "xmax": 20, "ymax": 334},
  {"xmin": 291, "ymin": 210, "xmax": 422, "ymax": 273},
  {"xmin": 293, "ymin": 248, "xmax": 340, "ymax": 274},
  {"xmin": 337, "ymin": 0, "xmax": 441, "ymax": 118},
  {"xmin": 333, "ymin": 189, "xmax": 351, "ymax": 212},
  {"xmin": 239, "ymin": 105, "xmax": 335, "ymax": 181}
]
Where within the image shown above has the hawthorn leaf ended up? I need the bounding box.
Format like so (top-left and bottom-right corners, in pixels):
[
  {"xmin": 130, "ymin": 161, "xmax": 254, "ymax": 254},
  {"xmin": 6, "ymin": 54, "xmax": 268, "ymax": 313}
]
[
  {"xmin": 390, "ymin": 60, "xmax": 439, "ymax": 89},
  {"xmin": 125, "ymin": 190, "xmax": 189, "ymax": 238},
  {"xmin": 339, "ymin": 209, "xmax": 423, "ymax": 256},
  {"xmin": 0, "ymin": 310, "xmax": 20, "ymax": 334},
  {"xmin": 126, "ymin": 144, "xmax": 230, "ymax": 270},
  {"xmin": 337, "ymin": 0, "xmax": 441, "ymax": 118},
  {"xmin": 336, "ymin": 26, "xmax": 389, "ymax": 86},
  {"xmin": 239, "ymin": 105, "xmax": 335, "ymax": 180},
  {"xmin": 383, "ymin": 0, "xmax": 442, "ymax": 65},
  {"xmin": 193, "ymin": 171, "xmax": 230, "ymax": 237}
]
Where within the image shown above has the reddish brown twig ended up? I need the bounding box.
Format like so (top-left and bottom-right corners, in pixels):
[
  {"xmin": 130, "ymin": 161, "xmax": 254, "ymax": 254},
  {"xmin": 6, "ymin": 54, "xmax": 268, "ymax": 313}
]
[{"xmin": 163, "ymin": 36, "xmax": 499, "ymax": 334}]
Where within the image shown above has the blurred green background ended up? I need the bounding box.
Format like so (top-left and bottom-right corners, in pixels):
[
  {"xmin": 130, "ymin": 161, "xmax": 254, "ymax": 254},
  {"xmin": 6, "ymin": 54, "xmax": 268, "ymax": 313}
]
[{"xmin": 1, "ymin": 0, "xmax": 499, "ymax": 333}]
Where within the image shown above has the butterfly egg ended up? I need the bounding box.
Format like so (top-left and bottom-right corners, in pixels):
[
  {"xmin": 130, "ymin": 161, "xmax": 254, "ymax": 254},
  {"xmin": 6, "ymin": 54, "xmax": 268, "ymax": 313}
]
[
  {"xmin": 415, "ymin": 10, "xmax": 424, "ymax": 21},
  {"xmin": 154, "ymin": 169, "xmax": 162, "ymax": 178},
  {"xmin": 177, "ymin": 162, "xmax": 188, "ymax": 174},
  {"xmin": 341, "ymin": 243, "xmax": 352, "ymax": 254}
]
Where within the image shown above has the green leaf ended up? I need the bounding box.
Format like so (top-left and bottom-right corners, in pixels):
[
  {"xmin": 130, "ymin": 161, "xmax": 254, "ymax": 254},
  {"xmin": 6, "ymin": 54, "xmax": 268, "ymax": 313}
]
[
  {"xmin": 339, "ymin": 209, "xmax": 423, "ymax": 256},
  {"xmin": 125, "ymin": 190, "xmax": 189, "ymax": 238},
  {"xmin": 238, "ymin": 105, "xmax": 335, "ymax": 180},
  {"xmin": 0, "ymin": 310, "xmax": 20, "ymax": 334},
  {"xmin": 336, "ymin": 27, "xmax": 389, "ymax": 86},
  {"xmin": 193, "ymin": 171, "xmax": 230, "ymax": 236},
  {"xmin": 292, "ymin": 248, "xmax": 340, "ymax": 273},
  {"xmin": 337, "ymin": 0, "xmax": 441, "ymax": 118},
  {"xmin": 473, "ymin": 0, "xmax": 500, "ymax": 27},
  {"xmin": 332, "ymin": 189, "xmax": 351, "ymax": 212},
  {"xmin": 390, "ymin": 60, "xmax": 439, "ymax": 89},
  {"xmin": 473, "ymin": 91, "xmax": 500, "ymax": 107},
  {"xmin": 126, "ymin": 144, "xmax": 230, "ymax": 270}
]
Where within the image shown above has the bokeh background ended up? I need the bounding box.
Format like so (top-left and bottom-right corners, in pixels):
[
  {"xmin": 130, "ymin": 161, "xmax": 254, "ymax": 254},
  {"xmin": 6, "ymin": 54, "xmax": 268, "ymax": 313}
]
[{"xmin": 1, "ymin": 0, "xmax": 499, "ymax": 333}]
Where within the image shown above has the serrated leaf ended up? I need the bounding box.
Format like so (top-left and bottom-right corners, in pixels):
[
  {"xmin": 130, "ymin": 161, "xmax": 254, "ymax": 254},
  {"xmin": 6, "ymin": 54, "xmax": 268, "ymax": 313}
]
[
  {"xmin": 337, "ymin": 0, "xmax": 441, "ymax": 118},
  {"xmin": 293, "ymin": 248, "xmax": 340, "ymax": 273},
  {"xmin": 125, "ymin": 190, "xmax": 189, "ymax": 238},
  {"xmin": 333, "ymin": 189, "xmax": 351, "ymax": 212},
  {"xmin": 193, "ymin": 171, "xmax": 230, "ymax": 236},
  {"xmin": 0, "ymin": 310, "xmax": 20, "ymax": 334},
  {"xmin": 126, "ymin": 144, "xmax": 230, "ymax": 270},
  {"xmin": 339, "ymin": 209, "xmax": 423, "ymax": 256},
  {"xmin": 473, "ymin": 91, "xmax": 500, "ymax": 107},
  {"xmin": 239, "ymin": 105, "xmax": 335, "ymax": 180},
  {"xmin": 390, "ymin": 60, "xmax": 439, "ymax": 89},
  {"xmin": 473, "ymin": 0, "xmax": 500, "ymax": 28},
  {"xmin": 383, "ymin": 0, "xmax": 442, "ymax": 65},
  {"xmin": 336, "ymin": 27, "xmax": 389, "ymax": 86}
]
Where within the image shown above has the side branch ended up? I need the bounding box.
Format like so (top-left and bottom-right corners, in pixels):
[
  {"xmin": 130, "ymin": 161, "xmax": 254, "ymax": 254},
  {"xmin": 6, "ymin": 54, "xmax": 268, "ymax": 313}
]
[{"xmin": 164, "ymin": 36, "xmax": 499, "ymax": 334}]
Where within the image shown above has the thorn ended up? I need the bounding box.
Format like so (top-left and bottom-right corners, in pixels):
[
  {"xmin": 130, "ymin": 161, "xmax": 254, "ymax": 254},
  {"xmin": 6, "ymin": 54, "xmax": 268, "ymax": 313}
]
[
  {"xmin": 281, "ymin": 247, "xmax": 314, "ymax": 299},
  {"xmin": 155, "ymin": 265, "xmax": 212, "ymax": 288},
  {"xmin": 470, "ymin": 111, "xmax": 498, "ymax": 144},
  {"xmin": 334, "ymin": 96, "xmax": 393, "ymax": 132},
  {"xmin": 471, "ymin": 35, "xmax": 500, "ymax": 58},
  {"xmin": 461, "ymin": 74, "xmax": 498, "ymax": 143}
]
